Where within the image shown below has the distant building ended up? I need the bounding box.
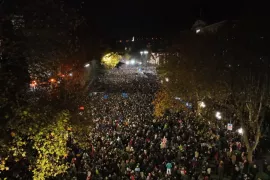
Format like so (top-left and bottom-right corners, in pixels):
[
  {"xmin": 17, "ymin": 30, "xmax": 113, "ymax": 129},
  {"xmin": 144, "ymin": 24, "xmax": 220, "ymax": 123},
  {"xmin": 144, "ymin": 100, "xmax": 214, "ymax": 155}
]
[
  {"xmin": 192, "ymin": 20, "xmax": 238, "ymax": 34},
  {"xmin": 11, "ymin": 15, "xmax": 25, "ymax": 32},
  {"xmin": 114, "ymin": 36, "xmax": 169, "ymax": 53}
]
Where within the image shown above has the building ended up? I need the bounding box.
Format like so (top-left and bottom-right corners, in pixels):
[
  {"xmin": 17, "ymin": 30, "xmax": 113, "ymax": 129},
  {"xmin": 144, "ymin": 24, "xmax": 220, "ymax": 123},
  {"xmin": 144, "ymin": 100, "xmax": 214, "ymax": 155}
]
[
  {"xmin": 192, "ymin": 20, "xmax": 238, "ymax": 34},
  {"xmin": 11, "ymin": 15, "xmax": 25, "ymax": 32},
  {"xmin": 113, "ymin": 36, "xmax": 169, "ymax": 53}
]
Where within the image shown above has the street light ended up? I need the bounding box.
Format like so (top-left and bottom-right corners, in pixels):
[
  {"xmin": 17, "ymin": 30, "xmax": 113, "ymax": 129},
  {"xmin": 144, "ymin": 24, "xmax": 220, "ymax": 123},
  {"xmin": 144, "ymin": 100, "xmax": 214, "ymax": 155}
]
[
  {"xmin": 130, "ymin": 60, "xmax": 135, "ymax": 65},
  {"xmin": 215, "ymin": 111, "xmax": 222, "ymax": 120},
  {"xmin": 69, "ymin": 73, "xmax": 73, "ymax": 77},
  {"xmin": 199, "ymin": 101, "xmax": 206, "ymax": 108},
  {"xmin": 165, "ymin": 77, "xmax": 169, "ymax": 82},
  {"xmin": 237, "ymin": 128, "xmax": 243, "ymax": 135},
  {"xmin": 84, "ymin": 63, "xmax": 90, "ymax": 67},
  {"xmin": 140, "ymin": 51, "xmax": 149, "ymax": 55},
  {"xmin": 196, "ymin": 29, "xmax": 201, "ymax": 33},
  {"xmin": 50, "ymin": 78, "xmax": 56, "ymax": 83}
]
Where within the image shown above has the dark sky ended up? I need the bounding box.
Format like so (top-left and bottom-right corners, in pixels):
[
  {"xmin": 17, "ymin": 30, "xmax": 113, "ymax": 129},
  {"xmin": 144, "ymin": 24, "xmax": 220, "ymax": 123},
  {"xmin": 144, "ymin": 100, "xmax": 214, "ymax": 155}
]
[{"xmin": 79, "ymin": 0, "xmax": 265, "ymax": 39}]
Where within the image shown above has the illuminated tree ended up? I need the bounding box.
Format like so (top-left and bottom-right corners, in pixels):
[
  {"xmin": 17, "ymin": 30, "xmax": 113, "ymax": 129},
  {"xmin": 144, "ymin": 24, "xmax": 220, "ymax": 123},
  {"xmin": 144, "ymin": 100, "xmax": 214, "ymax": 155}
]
[
  {"xmin": 101, "ymin": 52, "xmax": 122, "ymax": 69},
  {"xmin": 0, "ymin": 107, "xmax": 71, "ymax": 179},
  {"xmin": 152, "ymin": 89, "xmax": 172, "ymax": 117},
  {"xmin": 153, "ymin": 88, "xmax": 186, "ymax": 117}
]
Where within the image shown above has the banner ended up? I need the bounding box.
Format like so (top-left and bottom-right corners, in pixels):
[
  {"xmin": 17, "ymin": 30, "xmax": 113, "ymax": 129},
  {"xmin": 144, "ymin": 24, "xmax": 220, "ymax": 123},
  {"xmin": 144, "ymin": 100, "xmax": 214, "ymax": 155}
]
[{"xmin": 227, "ymin": 123, "xmax": 233, "ymax": 131}]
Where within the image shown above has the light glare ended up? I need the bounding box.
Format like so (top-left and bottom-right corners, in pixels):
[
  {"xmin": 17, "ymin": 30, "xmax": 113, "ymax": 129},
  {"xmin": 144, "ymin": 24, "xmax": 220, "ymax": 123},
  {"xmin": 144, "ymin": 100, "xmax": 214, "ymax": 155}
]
[
  {"xmin": 237, "ymin": 128, "xmax": 243, "ymax": 135},
  {"xmin": 215, "ymin": 111, "xmax": 222, "ymax": 119},
  {"xmin": 199, "ymin": 101, "xmax": 206, "ymax": 108}
]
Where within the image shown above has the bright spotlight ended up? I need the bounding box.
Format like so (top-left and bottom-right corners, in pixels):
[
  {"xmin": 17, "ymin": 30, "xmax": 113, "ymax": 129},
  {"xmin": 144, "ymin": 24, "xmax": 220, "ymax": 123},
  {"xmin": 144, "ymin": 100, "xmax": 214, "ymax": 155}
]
[
  {"xmin": 126, "ymin": 61, "xmax": 130, "ymax": 65},
  {"xmin": 196, "ymin": 29, "xmax": 201, "ymax": 33},
  {"xmin": 237, "ymin": 128, "xmax": 243, "ymax": 135},
  {"xmin": 144, "ymin": 51, "xmax": 149, "ymax": 54},
  {"xmin": 131, "ymin": 60, "xmax": 135, "ymax": 65},
  {"xmin": 165, "ymin": 77, "xmax": 169, "ymax": 82},
  {"xmin": 140, "ymin": 51, "xmax": 143, "ymax": 55},
  {"xmin": 69, "ymin": 73, "xmax": 73, "ymax": 77},
  {"xmin": 215, "ymin": 111, "xmax": 222, "ymax": 120},
  {"xmin": 84, "ymin": 63, "xmax": 90, "ymax": 67}
]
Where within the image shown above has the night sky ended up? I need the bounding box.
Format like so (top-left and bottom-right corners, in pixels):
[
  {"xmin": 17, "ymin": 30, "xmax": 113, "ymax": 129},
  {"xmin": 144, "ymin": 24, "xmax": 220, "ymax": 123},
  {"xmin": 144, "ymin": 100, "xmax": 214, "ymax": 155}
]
[{"xmin": 76, "ymin": 0, "xmax": 267, "ymax": 39}]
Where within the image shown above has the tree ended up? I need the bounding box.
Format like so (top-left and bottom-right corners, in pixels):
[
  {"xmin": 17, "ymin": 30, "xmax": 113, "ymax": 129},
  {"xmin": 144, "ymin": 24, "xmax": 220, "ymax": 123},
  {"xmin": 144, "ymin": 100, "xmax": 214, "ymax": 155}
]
[
  {"xmin": 156, "ymin": 33, "xmax": 225, "ymax": 117},
  {"xmin": 155, "ymin": 20, "xmax": 270, "ymax": 162},
  {"xmin": 3, "ymin": 0, "xmax": 84, "ymax": 81},
  {"xmin": 101, "ymin": 52, "xmax": 122, "ymax": 69},
  {"xmin": 0, "ymin": 107, "xmax": 71, "ymax": 179},
  {"xmin": 230, "ymin": 70, "xmax": 269, "ymax": 163},
  {"xmin": 218, "ymin": 21, "xmax": 270, "ymax": 162},
  {"xmin": 0, "ymin": 13, "xmax": 30, "ymax": 134},
  {"xmin": 152, "ymin": 89, "xmax": 172, "ymax": 117},
  {"xmin": 153, "ymin": 88, "xmax": 186, "ymax": 117}
]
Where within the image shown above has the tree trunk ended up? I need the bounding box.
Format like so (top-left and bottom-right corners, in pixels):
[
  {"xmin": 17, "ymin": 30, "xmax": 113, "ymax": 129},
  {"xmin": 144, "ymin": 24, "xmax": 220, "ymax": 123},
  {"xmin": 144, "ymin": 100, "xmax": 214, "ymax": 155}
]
[{"xmin": 247, "ymin": 149, "xmax": 253, "ymax": 163}]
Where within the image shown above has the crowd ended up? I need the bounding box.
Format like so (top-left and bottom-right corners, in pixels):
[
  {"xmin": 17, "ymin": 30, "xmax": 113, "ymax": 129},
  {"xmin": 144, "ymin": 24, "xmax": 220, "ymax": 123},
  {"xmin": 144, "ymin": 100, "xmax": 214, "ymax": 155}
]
[
  {"xmin": 3, "ymin": 66, "xmax": 270, "ymax": 180},
  {"xmin": 64, "ymin": 67, "xmax": 270, "ymax": 180}
]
